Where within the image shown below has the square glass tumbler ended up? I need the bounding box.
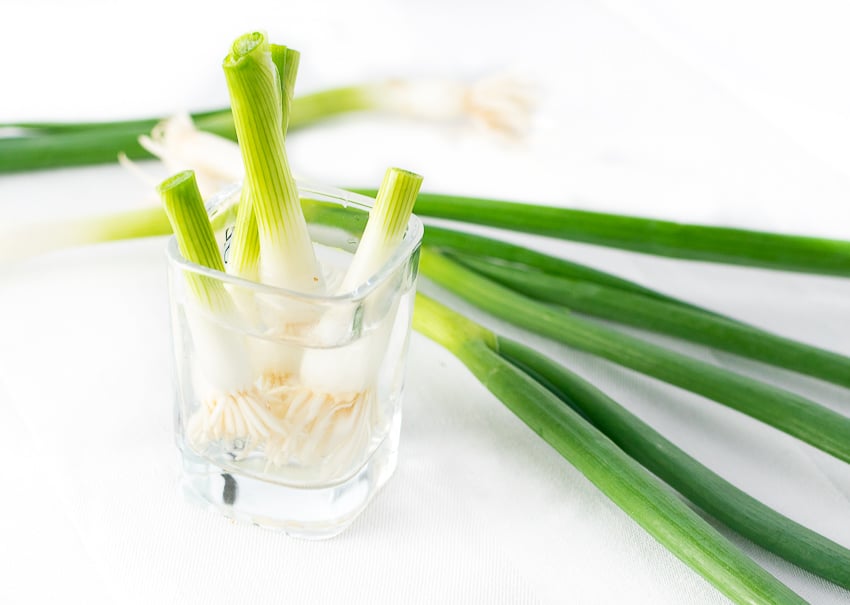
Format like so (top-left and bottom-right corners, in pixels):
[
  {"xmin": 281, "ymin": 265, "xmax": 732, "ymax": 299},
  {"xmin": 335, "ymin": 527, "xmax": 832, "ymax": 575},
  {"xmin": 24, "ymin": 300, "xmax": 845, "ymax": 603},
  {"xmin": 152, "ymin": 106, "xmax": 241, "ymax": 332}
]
[{"xmin": 167, "ymin": 182, "xmax": 423, "ymax": 538}]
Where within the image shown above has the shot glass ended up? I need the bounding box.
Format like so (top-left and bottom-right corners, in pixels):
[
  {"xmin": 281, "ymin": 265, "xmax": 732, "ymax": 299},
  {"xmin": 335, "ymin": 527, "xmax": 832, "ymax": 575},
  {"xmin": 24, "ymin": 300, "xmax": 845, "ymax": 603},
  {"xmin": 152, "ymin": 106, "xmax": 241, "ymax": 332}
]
[{"xmin": 167, "ymin": 182, "xmax": 423, "ymax": 538}]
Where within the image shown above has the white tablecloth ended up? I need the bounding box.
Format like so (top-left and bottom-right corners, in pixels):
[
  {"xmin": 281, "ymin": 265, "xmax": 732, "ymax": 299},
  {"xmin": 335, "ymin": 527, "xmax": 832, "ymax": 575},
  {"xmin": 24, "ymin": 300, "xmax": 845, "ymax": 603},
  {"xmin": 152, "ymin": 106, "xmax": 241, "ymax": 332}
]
[{"xmin": 1, "ymin": 1, "xmax": 849, "ymax": 603}]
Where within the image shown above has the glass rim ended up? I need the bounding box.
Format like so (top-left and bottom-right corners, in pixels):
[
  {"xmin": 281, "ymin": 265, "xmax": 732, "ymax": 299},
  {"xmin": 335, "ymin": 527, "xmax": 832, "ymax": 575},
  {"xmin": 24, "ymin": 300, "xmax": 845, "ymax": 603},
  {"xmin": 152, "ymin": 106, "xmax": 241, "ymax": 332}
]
[{"xmin": 166, "ymin": 180, "xmax": 424, "ymax": 304}]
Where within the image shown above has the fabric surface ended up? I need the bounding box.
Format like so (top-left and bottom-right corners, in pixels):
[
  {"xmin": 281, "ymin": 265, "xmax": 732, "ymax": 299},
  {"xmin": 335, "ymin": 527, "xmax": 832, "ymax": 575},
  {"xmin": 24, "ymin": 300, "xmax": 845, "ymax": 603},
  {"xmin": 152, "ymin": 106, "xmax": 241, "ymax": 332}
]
[{"xmin": 1, "ymin": 1, "xmax": 849, "ymax": 603}]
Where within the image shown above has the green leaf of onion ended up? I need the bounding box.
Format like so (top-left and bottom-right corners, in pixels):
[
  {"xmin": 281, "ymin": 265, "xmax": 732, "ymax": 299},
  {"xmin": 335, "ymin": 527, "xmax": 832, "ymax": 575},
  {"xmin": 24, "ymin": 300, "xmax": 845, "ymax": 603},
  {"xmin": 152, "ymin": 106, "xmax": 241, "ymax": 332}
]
[
  {"xmin": 498, "ymin": 336, "xmax": 850, "ymax": 590},
  {"xmin": 456, "ymin": 253, "xmax": 850, "ymax": 388},
  {"xmin": 387, "ymin": 190, "xmax": 850, "ymax": 277},
  {"xmin": 413, "ymin": 293, "xmax": 808, "ymax": 605},
  {"xmin": 419, "ymin": 248, "xmax": 850, "ymax": 463},
  {"xmin": 157, "ymin": 170, "xmax": 232, "ymax": 314}
]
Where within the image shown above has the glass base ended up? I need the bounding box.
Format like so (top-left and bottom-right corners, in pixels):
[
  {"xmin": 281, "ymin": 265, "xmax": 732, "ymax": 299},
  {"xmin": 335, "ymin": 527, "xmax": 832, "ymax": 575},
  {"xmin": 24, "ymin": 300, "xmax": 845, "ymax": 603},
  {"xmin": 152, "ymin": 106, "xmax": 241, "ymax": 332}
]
[{"xmin": 177, "ymin": 418, "xmax": 400, "ymax": 540}]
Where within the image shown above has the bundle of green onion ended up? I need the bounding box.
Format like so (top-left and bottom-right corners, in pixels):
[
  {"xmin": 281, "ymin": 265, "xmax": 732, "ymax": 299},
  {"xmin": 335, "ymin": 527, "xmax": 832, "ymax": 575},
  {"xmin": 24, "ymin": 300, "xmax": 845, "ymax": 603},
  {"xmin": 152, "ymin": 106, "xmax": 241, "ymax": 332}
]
[
  {"xmin": 158, "ymin": 32, "xmax": 423, "ymax": 481},
  {"xmin": 3, "ymin": 30, "xmax": 850, "ymax": 605}
]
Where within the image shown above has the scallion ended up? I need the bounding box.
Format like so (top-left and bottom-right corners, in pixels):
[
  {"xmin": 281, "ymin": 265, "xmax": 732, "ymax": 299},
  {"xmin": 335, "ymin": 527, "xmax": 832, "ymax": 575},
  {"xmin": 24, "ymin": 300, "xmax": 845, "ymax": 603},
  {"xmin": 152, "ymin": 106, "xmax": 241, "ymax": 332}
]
[
  {"xmin": 498, "ymin": 337, "xmax": 850, "ymax": 590},
  {"xmin": 223, "ymin": 32, "xmax": 322, "ymax": 292},
  {"xmin": 419, "ymin": 248, "xmax": 850, "ymax": 463},
  {"xmin": 379, "ymin": 191, "xmax": 850, "ymax": 277},
  {"xmin": 227, "ymin": 44, "xmax": 300, "ymax": 282},
  {"xmin": 455, "ymin": 253, "xmax": 850, "ymax": 388},
  {"xmin": 420, "ymin": 223, "xmax": 721, "ymax": 314},
  {"xmin": 339, "ymin": 167, "xmax": 423, "ymax": 292},
  {"xmin": 0, "ymin": 74, "xmax": 532, "ymax": 173},
  {"xmin": 158, "ymin": 169, "xmax": 294, "ymax": 452},
  {"xmin": 299, "ymin": 167, "xmax": 422, "ymax": 394},
  {"xmin": 158, "ymin": 170, "xmax": 231, "ymax": 311},
  {"xmin": 413, "ymin": 293, "xmax": 807, "ymax": 605}
]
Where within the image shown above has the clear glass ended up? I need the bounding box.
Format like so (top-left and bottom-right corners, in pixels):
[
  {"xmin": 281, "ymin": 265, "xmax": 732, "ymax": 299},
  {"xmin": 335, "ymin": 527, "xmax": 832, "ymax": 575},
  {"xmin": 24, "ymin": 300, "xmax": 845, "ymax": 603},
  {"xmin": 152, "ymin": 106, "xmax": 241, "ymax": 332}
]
[{"xmin": 167, "ymin": 182, "xmax": 423, "ymax": 538}]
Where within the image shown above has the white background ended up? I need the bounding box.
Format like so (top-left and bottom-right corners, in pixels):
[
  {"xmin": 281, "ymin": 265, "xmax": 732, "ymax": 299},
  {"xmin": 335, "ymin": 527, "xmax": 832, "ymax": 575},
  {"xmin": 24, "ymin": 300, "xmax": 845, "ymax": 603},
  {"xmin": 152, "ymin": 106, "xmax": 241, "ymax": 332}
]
[{"xmin": 1, "ymin": 1, "xmax": 849, "ymax": 603}]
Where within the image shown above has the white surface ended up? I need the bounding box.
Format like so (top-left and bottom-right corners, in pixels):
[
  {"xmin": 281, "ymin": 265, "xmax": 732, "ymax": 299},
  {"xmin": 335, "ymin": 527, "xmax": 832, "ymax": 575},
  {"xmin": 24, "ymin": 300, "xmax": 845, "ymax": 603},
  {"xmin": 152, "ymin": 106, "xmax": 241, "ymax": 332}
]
[{"xmin": 1, "ymin": 1, "xmax": 849, "ymax": 603}]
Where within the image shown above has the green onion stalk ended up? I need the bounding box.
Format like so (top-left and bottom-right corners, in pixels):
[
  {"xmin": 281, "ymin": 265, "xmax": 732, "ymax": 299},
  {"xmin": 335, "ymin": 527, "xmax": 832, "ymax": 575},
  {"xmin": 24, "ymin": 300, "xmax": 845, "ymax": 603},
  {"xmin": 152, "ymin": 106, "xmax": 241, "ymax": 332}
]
[
  {"xmin": 413, "ymin": 293, "xmax": 808, "ymax": 605},
  {"xmin": 450, "ymin": 253, "xmax": 850, "ymax": 388},
  {"xmin": 352, "ymin": 190, "xmax": 850, "ymax": 278},
  {"xmin": 499, "ymin": 337, "xmax": 850, "ymax": 590},
  {"xmin": 0, "ymin": 88, "xmax": 372, "ymax": 173},
  {"xmin": 159, "ymin": 168, "xmax": 296, "ymax": 454},
  {"xmin": 226, "ymin": 44, "xmax": 300, "ymax": 284},
  {"xmin": 421, "ymin": 224, "xmax": 705, "ymax": 308},
  {"xmin": 223, "ymin": 32, "xmax": 321, "ymax": 293},
  {"xmin": 159, "ymin": 171, "xmax": 233, "ymax": 315},
  {"xmin": 0, "ymin": 74, "xmax": 532, "ymax": 173},
  {"xmin": 299, "ymin": 168, "xmax": 423, "ymax": 395},
  {"xmin": 418, "ymin": 248, "xmax": 850, "ymax": 463}
]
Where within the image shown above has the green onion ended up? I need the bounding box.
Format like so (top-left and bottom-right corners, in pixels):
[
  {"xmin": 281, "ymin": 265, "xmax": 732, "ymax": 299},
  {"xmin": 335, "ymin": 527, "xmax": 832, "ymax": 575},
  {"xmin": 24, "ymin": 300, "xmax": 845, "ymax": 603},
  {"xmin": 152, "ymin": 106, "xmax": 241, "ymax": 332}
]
[
  {"xmin": 272, "ymin": 45, "xmax": 301, "ymax": 134},
  {"xmin": 412, "ymin": 293, "xmax": 807, "ymax": 605},
  {"xmin": 158, "ymin": 168, "xmax": 293, "ymax": 450},
  {"xmin": 227, "ymin": 190, "xmax": 260, "ymax": 281},
  {"xmin": 419, "ymin": 248, "xmax": 850, "ymax": 463},
  {"xmin": 498, "ymin": 337, "xmax": 850, "ymax": 590},
  {"xmin": 157, "ymin": 170, "xmax": 231, "ymax": 312},
  {"xmin": 0, "ymin": 125, "xmax": 155, "ymax": 173},
  {"xmin": 223, "ymin": 32, "xmax": 321, "ymax": 292},
  {"xmin": 158, "ymin": 171, "xmax": 223, "ymax": 270},
  {"xmin": 1, "ymin": 73, "xmax": 531, "ymax": 173},
  {"xmin": 3, "ymin": 86, "xmax": 369, "ymax": 139},
  {"xmin": 227, "ymin": 44, "xmax": 300, "ymax": 282},
  {"xmin": 4, "ymin": 108, "xmax": 234, "ymax": 136},
  {"xmin": 157, "ymin": 170, "xmax": 257, "ymax": 402},
  {"xmin": 384, "ymin": 191, "xmax": 850, "ymax": 277},
  {"xmin": 0, "ymin": 88, "xmax": 369, "ymax": 173},
  {"xmin": 421, "ymin": 224, "xmax": 714, "ymax": 311},
  {"xmin": 300, "ymin": 167, "xmax": 422, "ymax": 394},
  {"xmin": 339, "ymin": 167, "xmax": 423, "ymax": 292},
  {"xmin": 456, "ymin": 254, "xmax": 850, "ymax": 388}
]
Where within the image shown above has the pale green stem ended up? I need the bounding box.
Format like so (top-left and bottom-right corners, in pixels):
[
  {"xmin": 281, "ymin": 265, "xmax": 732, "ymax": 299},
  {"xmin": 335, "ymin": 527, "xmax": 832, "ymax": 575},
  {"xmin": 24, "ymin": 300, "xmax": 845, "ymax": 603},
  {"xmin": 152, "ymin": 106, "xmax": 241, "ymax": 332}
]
[
  {"xmin": 227, "ymin": 44, "xmax": 300, "ymax": 282},
  {"xmin": 340, "ymin": 167, "xmax": 423, "ymax": 291},
  {"xmin": 157, "ymin": 171, "xmax": 232, "ymax": 313},
  {"xmin": 222, "ymin": 32, "xmax": 321, "ymax": 291}
]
